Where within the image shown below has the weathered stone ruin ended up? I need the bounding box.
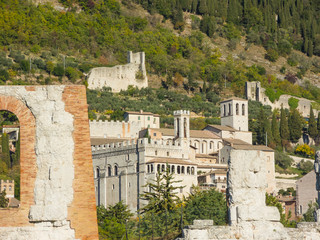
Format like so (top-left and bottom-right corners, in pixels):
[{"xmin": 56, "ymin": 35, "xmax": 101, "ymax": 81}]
[
  {"xmin": 0, "ymin": 86, "xmax": 98, "ymax": 240},
  {"xmin": 87, "ymin": 51, "xmax": 148, "ymax": 92},
  {"xmin": 179, "ymin": 148, "xmax": 320, "ymax": 240}
]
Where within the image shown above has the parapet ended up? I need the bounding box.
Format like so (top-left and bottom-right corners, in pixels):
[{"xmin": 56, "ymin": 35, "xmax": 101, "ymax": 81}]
[
  {"xmin": 91, "ymin": 138, "xmax": 184, "ymax": 153},
  {"xmin": 173, "ymin": 110, "xmax": 190, "ymax": 116}
]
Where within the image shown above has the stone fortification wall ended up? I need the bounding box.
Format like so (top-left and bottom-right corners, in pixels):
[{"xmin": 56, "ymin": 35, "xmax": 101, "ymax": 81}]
[
  {"xmin": 92, "ymin": 139, "xmax": 140, "ymax": 154},
  {"xmin": 88, "ymin": 51, "xmax": 148, "ymax": 92},
  {"xmin": 0, "ymin": 86, "xmax": 98, "ymax": 240},
  {"xmin": 246, "ymin": 81, "xmax": 318, "ymax": 118},
  {"xmin": 91, "ymin": 138, "xmax": 190, "ymax": 160},
  {"xmin": 90, "ymin": 120, "xmax": 141, "ymax": 139}
]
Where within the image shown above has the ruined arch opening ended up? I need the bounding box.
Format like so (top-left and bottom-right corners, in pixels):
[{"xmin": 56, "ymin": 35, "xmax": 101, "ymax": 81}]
[{"xmin": 0, "ymin": 110, "xmax": 20, "ymax": 208}]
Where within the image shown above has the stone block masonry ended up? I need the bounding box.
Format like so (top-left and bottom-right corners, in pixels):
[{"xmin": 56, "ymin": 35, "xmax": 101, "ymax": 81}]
[
  {"xmin": 87, "ymin": 51, "xmax": 148, "ymax": 92},
  {"xmin": 179, "ymin": 147, "xmax": 320, "ymax": 239},
  {"xmin": 0, "ymin": 86, "xmax": 98, "ymax": 240}
]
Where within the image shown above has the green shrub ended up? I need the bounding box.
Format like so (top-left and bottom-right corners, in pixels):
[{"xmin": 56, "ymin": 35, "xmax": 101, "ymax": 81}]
[
  {"xmin": 265, "ymin": 48, "xmax": 279, "ymax": 62},
  {"xmin": 265, "ymin": 88, "xmax": 282, "ymax": 103},
  {"xmin": 288, "ymin": 97, "xmax": 299, "ymax": 109},
  {"xmin": 275, "ymin": 151, "xmax": 293, "ymax": 169},
  {"xmin": 53, "ymin": 64, "xmax": 64, "ymax": 76}
]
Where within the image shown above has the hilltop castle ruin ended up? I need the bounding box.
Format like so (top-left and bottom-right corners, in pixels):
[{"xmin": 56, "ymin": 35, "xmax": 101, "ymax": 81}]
[{"xmin": 88, "ymin": 51, "xmax": 148, "ymax": 92}]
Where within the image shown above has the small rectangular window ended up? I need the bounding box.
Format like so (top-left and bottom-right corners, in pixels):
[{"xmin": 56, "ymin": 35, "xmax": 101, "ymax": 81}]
[
  {"xmin": 138, "ymin": 116, "xmax": 141, "ymax": 120},
  {"xmin": 148, "ymin": 116, "xmax": 150, "ymax": 120},
  {"xmin": 153, "ymin": 133, "xmax": 156, "ymax": 137}
]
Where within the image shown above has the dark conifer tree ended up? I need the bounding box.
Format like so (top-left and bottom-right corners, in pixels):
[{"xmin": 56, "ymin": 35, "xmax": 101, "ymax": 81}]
[
  {"xmin": 280, "ymin": 107, "xmax": 289, "ymax": 142},
  {"xmin": 308, "ymin": 106, "xmax": 317, "ymax": 139},
  {"xmin": 1, "ymin": 133, "xmax": 10, "ymax": 168},
  {"xmin": 271, "ymin": 110, "xmax": 281, "ymax": 146},
  {"xmin": 288, "ymin": 109, "xmax": 303, "ymax": 143}
]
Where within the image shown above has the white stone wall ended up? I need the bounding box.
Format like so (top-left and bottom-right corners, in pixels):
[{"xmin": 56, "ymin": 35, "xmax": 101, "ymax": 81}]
[
  {"xmin": 92, "ymin": 140, "xmax": 146, "ymax": 212},
  {"xmin": 221, "ymin": 99, "xmax": 248, "ymax": 132},
  {"xmin": 246, "ymin": 81, "xmax": 319, "ymax": 118},
  {"xmin": 90, "ymin": 120, "xmax": 141, "ymax": 139},
  {"xmin": 0, "ymin": 86, "xmax": 76, "ymax": 238},
  {"xmin": 87, "ymin": 52, "xmax": 148, "ymax": 92},
  {"xmin": 124, "ymin": 113, "xmax": 160, "ymax": 129},
  {"xmin": 190, "ymin": 138, "xmax": 222, "ymax": 154}
]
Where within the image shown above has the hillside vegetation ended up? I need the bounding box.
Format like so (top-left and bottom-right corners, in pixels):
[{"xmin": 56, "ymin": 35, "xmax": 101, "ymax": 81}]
[{"xmin": 0, "ymin": 0, "xmax": 320, "ymax": 125}]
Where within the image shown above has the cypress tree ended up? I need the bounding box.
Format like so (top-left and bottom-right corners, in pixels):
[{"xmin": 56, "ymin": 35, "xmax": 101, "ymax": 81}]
[
  {"xmin": 257, "ymin": 108, "xmax": 266, "ymax": 145},
  {"xmin": 13, "ymin": 131, "xmax": 20, "ymax": 166},
  {"xmin": 288, "ymin": 109, "xmax": 303, "ymax": 143},
  {"xmin": 308, "ymin": 39, "xmax": 313, "ymax": 57},
  {"xmin": 308, "ymin": 106, "xmax": 317, "ymax": 139},
  {"xmin": 1, "ymin": 133, "xmax": 10, "ymax": 169},
  {"xmin": 271, "ymin": 110, "xmax": 281, "ymax": 145},
  {"xmin": 266, "ymin": 118, "xmax": 274, "ymax": 147},
  {"xmin": 317, "ymin": 112, "xmax": 320, "ymax": 142},
  {"xmin": 280, "ymin": 107, "xmax": 290, "ymax": 142}
]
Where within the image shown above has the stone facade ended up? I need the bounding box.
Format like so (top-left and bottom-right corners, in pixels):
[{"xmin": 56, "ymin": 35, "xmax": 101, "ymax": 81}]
[
  {"xmin": 246, "ymin": 81, "xmax": 318, "ymax": 118},
  {"xmin": 296, "ymin": 171, "xmax": 317, "ymax": 216},
  {"xmin": 0, "ymin": 180, "xmax": 15, "ymax": 199},
  {"xmin": 124, "ymin": 110, "xmax": 160, "ymax": 129},
  {"xmin": 88, "ymin": 51, "xmax": 148, "ymax": 92},
  {"xmin": 220, "ymin": 97, "xmax": 248, "ymax": 132},
  {"xmin": 90, "ymin": 120, "xmax": 141, "ymax": 139},
  {"xmin": 92, "ymin": 138, "xmax": 198, "ymax": 212},
  {"xmin": 0, "ymin": 86, "xmax": 98, "ymax": 240}
]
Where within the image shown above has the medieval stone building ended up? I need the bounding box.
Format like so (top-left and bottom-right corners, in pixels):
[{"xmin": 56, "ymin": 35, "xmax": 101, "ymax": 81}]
[{"xmin": 90, "ymin": 98, "xmax": 276, "ymax": 212}]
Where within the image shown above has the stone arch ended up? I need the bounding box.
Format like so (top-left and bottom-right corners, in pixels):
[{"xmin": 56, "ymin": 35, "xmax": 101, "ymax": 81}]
[
  {"xmin": 95, "ymin": 167, "xmax": 100, "ymax": 178},
  {"xmin": 0, "ymin": 95, "xmax": 36, "ymax": 226},
  {"xmin": 107, "ymin": 165, "xmax": 112, "ymax": 176}
]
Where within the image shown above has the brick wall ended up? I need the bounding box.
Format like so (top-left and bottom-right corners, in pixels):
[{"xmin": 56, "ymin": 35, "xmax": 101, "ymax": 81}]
[
  {"xmin": 63, "ymin": 86, "xmax": 99, "ymax": 240},
  {"xmin": 0, "ymin": 95, "xmax": 36, "ymax": 226}
]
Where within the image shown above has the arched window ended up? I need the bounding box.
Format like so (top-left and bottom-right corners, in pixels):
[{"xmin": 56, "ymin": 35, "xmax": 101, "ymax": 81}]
[
  {"xmin": 161, "ymin": 164, "xmax": 165, "ymax": 172},
  {"xmin": 187, "ymin": 167, "xmax": 190, "ymax": 175},
  {"xmin": 236, "ymin": 103, "xmax": 239, "ymax": 115},
  {"xmin": 229, "ymin": 103, "xmax": 231, "ymax": 116},
  {"xmin": 114, "ymin": 165, "xmax": 118, "ymax": 176},
  {"xmin": 181, "ymin": 166, "xmax": 185, "ymax": 174},
  {"xmin": 151, "ymin": 164, "xmax": 154, "ymax": 173},
  {"xmin": 157, "ymin": 164, "xmax": 160, "ymax": 173},
  {"xmin": 223, "ymin": 104, "xmax": 226, "ymax": 117},
  {"xmin": 191, "ymin": 167, "xmax": 195, "ymax": 175},
  {"xmin": 242, "ymin": 104, "xmax": 245, "ymax": 115},
  {"xmin": 107, "ymin": 165, "xmax": 112, "ymax": 176},
  {"xmin": 177, "ymin": 166, "xmax": 181, "ymax": 174},
  {"xmin": 171, "ymin": 165, "xmax": 175, "ymax": 173},
  {"xmin": 96, "ymin": 168, "xmax": 100, "ymax": 178},
  {"xmin": 155, "ymin": 150, "xmax": 158, "ymax": 156},
  {"xmin": 147, "ymin": 165, "xmax": 150, "ymax": 173}
]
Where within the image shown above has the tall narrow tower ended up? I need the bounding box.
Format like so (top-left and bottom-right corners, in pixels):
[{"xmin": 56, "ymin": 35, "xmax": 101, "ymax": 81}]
[
  {"xmin": 220, "ymin": 98, "xmax": 248, "ymax": 131},
  {"xmin": 174, "ymin": 110, "xmax": 190, "ymax": 139}
]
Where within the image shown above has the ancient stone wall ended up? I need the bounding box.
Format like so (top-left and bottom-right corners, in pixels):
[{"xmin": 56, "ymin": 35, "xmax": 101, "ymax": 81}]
[
  {"xmin": 179, "ymin": 147, "xmax": 320, "ymax": 240},
  {"xmin": 0, "ymin": 86, "xmax": 98, "ymax": 240},
  {"xmin": 87, "ymin": 51, "xmax": 148, "ymax": 92},
  {"xmin": 246, "ymin": 81, "xmax": 318, "ymax": 118}
]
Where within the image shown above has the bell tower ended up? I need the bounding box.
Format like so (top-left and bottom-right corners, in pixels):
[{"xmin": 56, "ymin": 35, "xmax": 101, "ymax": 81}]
[
  {"xmin": 174, "ymin": 110, "xmax": 190, "ymax": 139},
  {"xmin": 220, "ymin": 98, "xmax": 248, "ymax": 131}
]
